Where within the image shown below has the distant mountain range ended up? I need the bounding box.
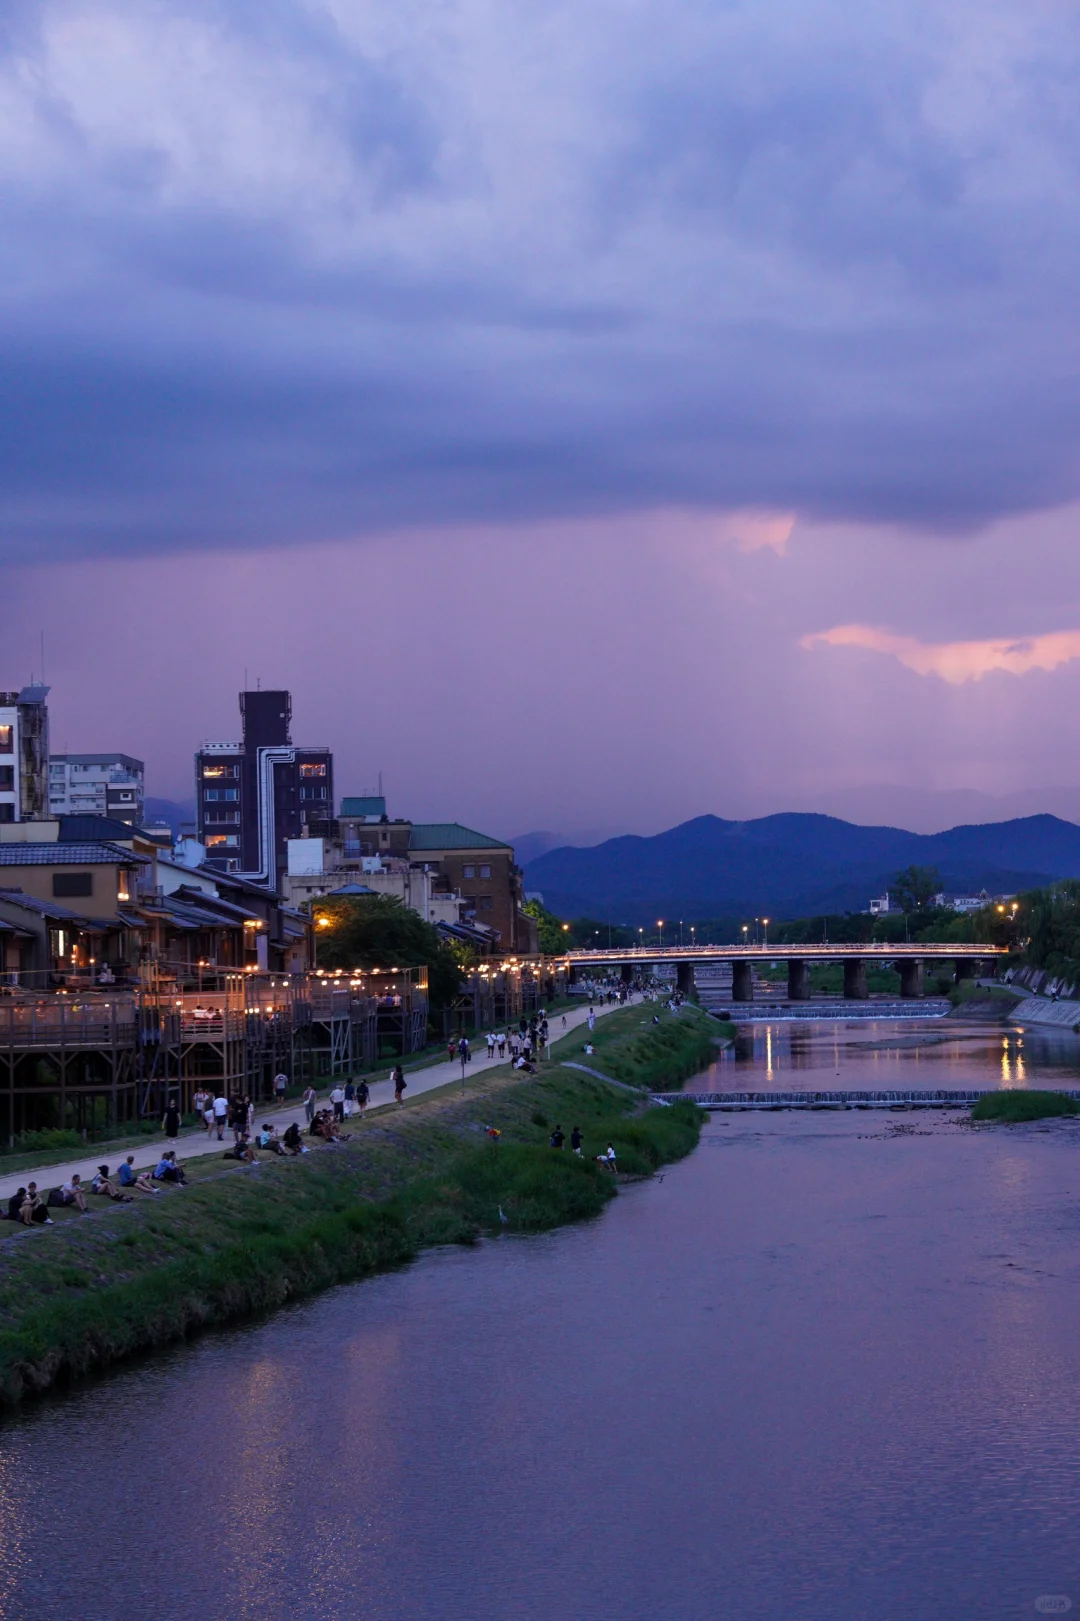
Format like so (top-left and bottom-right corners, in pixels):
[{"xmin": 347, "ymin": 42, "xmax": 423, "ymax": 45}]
[
  {"xmin": 143, "ymin": 797, "xmax": 195, "ymax": 834},
  {"xmin": 521, "ymin": 813, "xmax": 1080, "ymax": 923}
]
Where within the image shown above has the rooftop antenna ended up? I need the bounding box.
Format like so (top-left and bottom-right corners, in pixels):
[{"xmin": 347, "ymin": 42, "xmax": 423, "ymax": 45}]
[{"xmin": 378, "ymin": 769, "xmax": 383, "ymax": 797}]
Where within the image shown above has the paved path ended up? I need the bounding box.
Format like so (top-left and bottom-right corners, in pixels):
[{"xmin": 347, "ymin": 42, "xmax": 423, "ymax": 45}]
[{"xmin": 0, "ymin": 995, "xmax": 631, "ymax": 1206}]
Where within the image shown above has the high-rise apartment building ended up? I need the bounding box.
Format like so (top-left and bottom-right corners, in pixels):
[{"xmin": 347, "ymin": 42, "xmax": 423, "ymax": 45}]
[
  {"xmin": 48, "ymin": 754, "xmax": 145, "ymax": 825},
  {"xmin": 0, "ymin": 685, "xmax": 50, "ymax": 823},
  {"xmin": 195, "ymin": 690, "xmax": 333, "ymax": 887}
]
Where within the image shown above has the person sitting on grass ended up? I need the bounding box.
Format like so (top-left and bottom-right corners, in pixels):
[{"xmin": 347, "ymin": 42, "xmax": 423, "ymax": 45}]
[
  {"xmin": 118, "ymin": 1155, "xmax": 158, "ymax": 1194},
  {"xmin": 5, "ymin": 1185, "xmax": 26, "ymax": 1221},
  {"xmin": 91, "ymin": 1165, "xmax": 133, "ymax": 1203},
  {"xmin": 58, "ymin": 1174, "xmax": 88, "ymax": 1211},
  {"xmin": 282, "ymin": 1121, "xmax": 305, "ymax": 1155},
  {"xmin": 513, "ymin": 1054, "xmax": 536, "ymax": 1073},
  {"xmin": 153, "ymin": 1150, "xmax": 188, "ymax": 1185},
  {"xmin": 596, "ymin": 1144, "xmax": 617, "ymax": 1173},
  {"xmin": 258, "ymin": 1124, "xmax": 287, "ymax": 1156},
  {"xmin": 20, "ymin": 1183, "xmax": 52, "ymax": 1225},
  {"xmin": 223, "ymin": 1133, "xmax": 257, "ymax": 1164}
]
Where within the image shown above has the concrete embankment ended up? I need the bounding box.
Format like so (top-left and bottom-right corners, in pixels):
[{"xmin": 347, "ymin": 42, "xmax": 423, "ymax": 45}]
[{"xmin": 1008, "ymin": 996, "xmax": 1080, "ymax": 1032}]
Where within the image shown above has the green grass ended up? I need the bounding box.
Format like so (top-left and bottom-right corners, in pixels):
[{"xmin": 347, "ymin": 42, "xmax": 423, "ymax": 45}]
[
  {"xmin": 548, "ymin": 1003, "xmax": 720, "ymax": 1090},
  {"xmin": 971, "ymin": 1090, "xmax": 1080, "ymax": 1122},
  {"xmin": 949, "ymin": 980, "xmax": 1023, "ymax": 1008},
  {"xmin": 0, "ymin": 1063, "xmax": 706, "ymax": 1406}
]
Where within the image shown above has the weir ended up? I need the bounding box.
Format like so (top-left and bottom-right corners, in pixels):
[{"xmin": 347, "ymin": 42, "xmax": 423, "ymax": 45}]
[{"xmin": 652, "ymin": 1088, "xmax": 1080, "ymax": 1111}]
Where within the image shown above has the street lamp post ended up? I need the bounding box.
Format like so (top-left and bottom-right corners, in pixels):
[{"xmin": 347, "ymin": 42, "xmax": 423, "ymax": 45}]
[
  {"xmin": 658, "ymin": 920, "xmax": 664, "ymax": 950},
  {"xmin": 763, "ymin": 917, "xmax": 769, "ymax": 948}
]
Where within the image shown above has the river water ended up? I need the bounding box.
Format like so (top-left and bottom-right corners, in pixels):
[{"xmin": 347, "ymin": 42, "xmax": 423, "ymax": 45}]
[{"xmin": 3, "ymin": 1018, "xmax": 1080, "ymax": 1621}]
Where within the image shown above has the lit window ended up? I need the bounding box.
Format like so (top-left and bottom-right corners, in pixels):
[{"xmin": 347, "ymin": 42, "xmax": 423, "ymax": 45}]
[
  {"xmin": 299, "ymin": 763, "xmax": 327, "ymax": 778},
  {"xmin": 202, "ymin": 764, "xmax": 237, "ymax": 779},
  {"xmin": 206, "ymin": 833, "xmax": 239, "ymax": 848},
  {"xmin": 0, "ymin": 726, "xmax": 11, "ymax": 752}
]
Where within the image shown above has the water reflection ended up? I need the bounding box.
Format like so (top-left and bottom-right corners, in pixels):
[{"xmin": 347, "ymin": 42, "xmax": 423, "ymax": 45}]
[
  {"xmin": 688, "ymin": 1017, "xmax": 1077, "ymax": 1093},
  {"xmin": 4, "ymin": 1032, "xmax": 1080, "ymax": 1619}
]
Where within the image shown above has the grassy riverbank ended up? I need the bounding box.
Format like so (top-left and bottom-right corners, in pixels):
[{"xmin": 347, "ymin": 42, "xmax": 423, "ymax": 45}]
[
  {"xmin": 0, "ymin": 1058, "xmax": 704, "ymax": 1407},
  {"xmin": 548, "ymin": 1002, "xmax": 722, "ymax": 1089},
  {"xmin": 972, "ymin": 1090, "xmax": 1080, "ymax": 1123}
]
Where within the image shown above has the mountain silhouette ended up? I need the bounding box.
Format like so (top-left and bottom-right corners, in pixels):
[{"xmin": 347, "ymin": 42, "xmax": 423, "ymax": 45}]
[{"xmin": 521, "ymin": 813, "xmax": 1080, "ymax": 922}]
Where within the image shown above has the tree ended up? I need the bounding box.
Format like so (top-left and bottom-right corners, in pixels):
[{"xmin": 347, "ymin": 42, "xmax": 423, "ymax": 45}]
[
  {"xmin": 315, "ymin": 895, "xmax": 463, "ymax": 1014},
  {"xmin": 891, "ymin": 865, "xmax": 942, "ymax": 914},
  {"xmin": 523, "ymin": 899, "xmax": 571, "ymax": 954}
]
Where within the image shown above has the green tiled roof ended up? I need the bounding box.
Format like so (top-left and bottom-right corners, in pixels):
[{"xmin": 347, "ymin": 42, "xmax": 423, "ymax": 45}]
[
  {"xmin": 409, "ymin": 823, "xmax": 508, "ymax": 852},
  {"xmin": 340, "ymin": 796, "xmax": 386, "ymax": 818}
]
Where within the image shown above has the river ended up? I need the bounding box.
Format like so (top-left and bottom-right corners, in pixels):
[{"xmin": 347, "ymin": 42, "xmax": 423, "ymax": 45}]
[{"xmin": 3, "ymin": 1018, "xmax": 1080, "ymax": 1620}]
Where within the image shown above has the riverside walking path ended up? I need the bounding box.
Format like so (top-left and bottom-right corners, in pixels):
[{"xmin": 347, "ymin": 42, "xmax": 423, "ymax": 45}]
[{"xmin": 0, "ymin": 994, "xmax": 632, "ymax": 1207}]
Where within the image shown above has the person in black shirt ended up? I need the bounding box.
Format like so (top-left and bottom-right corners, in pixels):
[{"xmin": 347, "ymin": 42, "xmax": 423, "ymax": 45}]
[
  {"xmin": 570, "ymin": 1126, "xmax": 582, "ymax": 1156},
  {"xmin": 549, "ymin": 1124, "xmax": 565, "ymax": 1150}
]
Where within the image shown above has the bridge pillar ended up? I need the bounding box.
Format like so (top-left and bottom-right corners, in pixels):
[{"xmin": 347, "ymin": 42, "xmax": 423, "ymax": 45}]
[
  {"xmin": 676, "ymin": 961, "xmax": 696, "ymax": 999},
  {"xmin": 980, "ymin": 958, "xmax": 998, "ymax": 980},
  {"xmin": 731, "ymin": 960, "xmax": 754, "ymax": 1002},
  {"xmin": 621, "ymin": 963, "xmax": 634, "ymax": 985},
  {"xmin": 954, "ymin": 958, "xmax": 976, "ymax": 985},
  {"xmin": 787, "ymin": 960, "xmax": 810, "ymax": 1001},
  {"xmin": 843, "ymin": 959, "xmax": 869, "ymax": 1000},
  {"xmin": 899, "ymin": 960, "xmax": 924, "ymax": 998}
]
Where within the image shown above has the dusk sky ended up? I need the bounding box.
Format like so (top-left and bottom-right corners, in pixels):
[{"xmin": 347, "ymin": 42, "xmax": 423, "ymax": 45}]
[{"xmin": 6, "ymin": 0, "xmax": 1080, "ymax": 841}]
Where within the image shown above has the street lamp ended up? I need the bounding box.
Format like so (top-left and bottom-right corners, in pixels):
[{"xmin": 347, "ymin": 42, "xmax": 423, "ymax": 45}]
[
  {"xmin": 762, "ymin": 917, "xmax": 769, "ymax": 948},
  {"xmin": 741, "ymin": 924, "xmax": 749, "ymax": 948},
  {"xmin": 658, "ymin": 920, "xmax": 664, "ymax": 949}
]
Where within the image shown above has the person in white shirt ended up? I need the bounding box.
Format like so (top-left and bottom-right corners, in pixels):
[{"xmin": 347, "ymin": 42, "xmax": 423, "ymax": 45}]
[
  {"xmin": 486, "ymin": 1033, "xmax": 496, "ymax": 1058},
  {"xmin": 212, "ymin": 1093, "xmax": 229, "ymax": 1141},
  {"xmin": 497, "ymin": 1031, "xmax": 506, "ymax": 1058},
  {"xmin": 302, "ymin": 1084, "xmax": 318, "ymax": 1124},
  {"xmin": 330, "ymin": 1084, "xmax": 346, "ymax": 1122}
]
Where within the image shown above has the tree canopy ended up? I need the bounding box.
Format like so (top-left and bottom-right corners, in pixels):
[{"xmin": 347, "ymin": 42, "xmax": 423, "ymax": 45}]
[
  {"xmin": 890, "ymin": 865, "xmax": 942, "ymax": 914},
  {"xmin": 314, "ymin": 895, "xmax": 463, "ymax": 1012}
]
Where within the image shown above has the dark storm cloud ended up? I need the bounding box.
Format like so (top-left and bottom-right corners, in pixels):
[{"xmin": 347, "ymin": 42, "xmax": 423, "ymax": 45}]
[{"xmin": 2, "ymin": 0, "xmax": 1080, "ymax": 560}]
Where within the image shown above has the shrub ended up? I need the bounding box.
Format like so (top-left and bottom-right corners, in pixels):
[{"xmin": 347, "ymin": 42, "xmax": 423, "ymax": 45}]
[
  {"xmin": 11, "ymin": 1128, "xmax": 81, "ymax": 1153},
  {"xmin": 972, "ymin": 1090, "xmax": 1080, "ymax": 1123}
]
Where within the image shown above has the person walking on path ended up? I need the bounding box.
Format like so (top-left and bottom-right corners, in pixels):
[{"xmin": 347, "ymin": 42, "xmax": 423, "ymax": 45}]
[
  {"xmin": 193, "ymin": 1087, "xmax": 210, "ymax": 1127},
  {"xmin": 486, "ymin": 1032, "xmax": 496, "ymax": 1059},
  {"xmin": 571, "ymin": 1126, "xmax": 582, "ymax": 1155},
  {"xmin": 587, "ymin": 1006, "xmax": 596, "ymax": 1032},
  {"xmin": 458, "ymin": 1036, "xmax": 471, "ymax": 1065},
  {"xmin": 497, "ymin": 1031, "xmax": 506, "ymax": 1058},
  {"xmin": 212, "ymin": 1092, "xmax": 228, "ymax": 1141},
  {"xmin": 344, "ymin": 1079, "xmax": 356, "ymax": 1118},
  {"xmin": 162, "ymin": 1098, "xmax": 182, "ymax": 1141},
  {"xmin": 273, "ymin": 1072, "xmax": 288, "ymax": 1107},
  {"xmin": 356, "ymin": 1079, "xmax": 369, "ymax": 1118},
  {"xmin": 392, "ymin": 1065, "xmax": 406, "ymax": 1106},
  {"xmin": 330, "ymin": 1083, "xmax": 345, "ymax": 1123},
  {"xmin": 302, "ymin": 1083, "xmax": 317, "ymax": 1125}
]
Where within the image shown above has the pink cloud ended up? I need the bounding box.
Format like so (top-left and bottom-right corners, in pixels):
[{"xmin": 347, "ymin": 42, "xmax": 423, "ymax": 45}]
[{"xmin": 801, "ymin": 624, "xmax": 1080, "ymax": 684}]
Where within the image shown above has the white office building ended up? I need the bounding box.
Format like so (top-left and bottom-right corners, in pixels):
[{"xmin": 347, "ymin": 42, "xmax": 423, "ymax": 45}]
[{"xmin": 48, "ymin": 753, "xmax": 145, "ymax": 826}]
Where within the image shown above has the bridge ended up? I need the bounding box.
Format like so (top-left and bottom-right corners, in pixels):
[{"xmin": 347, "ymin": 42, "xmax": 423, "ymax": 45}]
[
  {"xmin": 650, "ymin": 1088, "xmax": 1080, "ymax": 1111},
  {"xmin": 563, "ymin": 943, "xmax": 1007, "ymax": 1001}
]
